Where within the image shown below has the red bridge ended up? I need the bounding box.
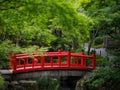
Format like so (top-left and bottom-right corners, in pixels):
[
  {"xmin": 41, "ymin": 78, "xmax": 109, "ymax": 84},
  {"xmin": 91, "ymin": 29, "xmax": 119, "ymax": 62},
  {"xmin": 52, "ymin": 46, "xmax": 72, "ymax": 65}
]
[{"xmin": 9, "ymin": 50, "xmax": 96, "ymax": 73}]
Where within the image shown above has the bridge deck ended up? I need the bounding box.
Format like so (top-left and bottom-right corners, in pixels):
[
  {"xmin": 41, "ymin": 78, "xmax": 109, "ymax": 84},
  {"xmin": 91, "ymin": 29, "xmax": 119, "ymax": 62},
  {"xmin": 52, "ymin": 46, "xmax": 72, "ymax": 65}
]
[{"xmin": 13, "ymin": 64, "xmax": 92, "ymax": 73}]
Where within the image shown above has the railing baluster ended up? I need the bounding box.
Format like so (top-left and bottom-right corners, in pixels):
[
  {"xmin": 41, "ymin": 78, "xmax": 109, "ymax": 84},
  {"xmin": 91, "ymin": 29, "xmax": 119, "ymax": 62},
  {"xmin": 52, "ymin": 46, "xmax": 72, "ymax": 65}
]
[
  {"xmin": 41, "ymin": 56, "xmax": 45, "ymax": 69},
  {"xmin": 13, "ymin": 55, "xmax": 17, "ymax": 72},
  {"xmin": 92, "ymin": 53, "xmax": 96, "ymax": 69},
  {"xmin": 18, "ymin": 59, "xmax": 20, "ymax": 65},
  {"xmin": 67, "ymin": 51, "xmax": 71, "ymax": 67},
  {"xmin": 81, "ymin": 51, "xmax": 86, "ymax": 67},
  {"xmin": 58, "ymin": 50, "xmax": 61, "ymax": 67},
  {"xmin": 32, "ymin": 57, "xmax": 34, "ymax": 69},
  {"xmin": 24, "ymin": 58, "xmax": 27, "ymax": 70},
  {"xmin": 50, "ymin": 56, "xmax": 53, "ymax": 68}
]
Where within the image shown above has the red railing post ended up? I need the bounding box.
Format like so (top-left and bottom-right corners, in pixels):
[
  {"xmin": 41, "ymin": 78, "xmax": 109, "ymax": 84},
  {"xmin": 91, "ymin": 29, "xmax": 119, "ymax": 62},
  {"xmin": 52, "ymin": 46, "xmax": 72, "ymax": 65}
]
[
  {"xmin": 18, "ymin": 59, "xmax": 21, "ymax": 65},
  {"xmin": 13, "ymin": 55, "xmax": 17, "ymax": 72},
  {"xmin": 50, "ymin": 56, "xmax": 53, "ymax": 67},
  {"xmin": 32, "ymin": 56, "xmax": 35, "ymax": 69},
  {"xmin": 9, "ymin": 54, "xmax": 13, "ymax": 68},
  {"xmin": 41, "ymin": 56, "xmax": 45, "ymax": 69},
  {"xmin": 92, "ymin": 51, "xmax": 96, "ymax": 69},
  {"xmin": 26, "ymin": 57, "xmax": 28, "ymax": 65},
  {"xmin": 81, "ymin": 50, "xmax": 86, "ymax": 67},
  {"xmin": 67, "ymin": 51, "xmax": 71, "ymax": 67},
  {"xmin": 24, "ymin": 58, "xmax": 27, "ymax": 70},
  {"xmin": 58, "ymin": 50, "xmax": 61, "ymax": 67}
]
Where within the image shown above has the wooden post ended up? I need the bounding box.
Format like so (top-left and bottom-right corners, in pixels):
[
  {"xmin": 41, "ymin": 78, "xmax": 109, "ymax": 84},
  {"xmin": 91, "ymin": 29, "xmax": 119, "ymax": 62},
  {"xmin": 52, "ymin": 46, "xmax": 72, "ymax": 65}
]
[
  {"xmin": 24, "ymin": 58, "xmax": 27, "ymax": 70},
  {"xmin": 18, "ymin": 59, "xmax": 21, "ymax": 65},
  {"xmin": 81, "ymin": 50, "xmax": 86, "ymax": 67},
  {"xmin": 32, "ymin": 57, "xmax": 34, "ymax": 69},
  {"xmin": 58, "ymin": 50, "xmax": 61, "ymax": 67},
  {"xmin": 92, "ymin": 50, "xmax": 96, "ymax": 69},
  {"xmin": 67, "ymin": 51, "xmax": 71, "ymax": 67},
  {"xmin": 50, "ymin": 56, "xmax": 53, "ymax": 67},
  {"xmin": 41, "ymin": 56, "xmax": 45, "ymax": 69},
  {"xmin": 13, "ymin": 55, "xmax": 17, "ymax": 72}
]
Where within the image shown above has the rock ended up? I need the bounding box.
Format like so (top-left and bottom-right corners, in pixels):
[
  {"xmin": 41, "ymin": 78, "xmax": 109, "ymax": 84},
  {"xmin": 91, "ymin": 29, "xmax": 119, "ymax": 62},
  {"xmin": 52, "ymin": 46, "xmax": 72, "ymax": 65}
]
[
  {"xmin": 4, "ymin": 81, "xmax": 10, "ymax": 89},
  {"xmin": 19, "ymin": 80, "xmax": 38, "ymax": 90},
  {"xmin": 75, "ymin": 79, "xmax": 87, "ymax": 90},
  {"xmin": 5, "ymin": 80, "xmax": 38, "ymax": 90},
  {"xmin": 11, "ymin": 81, "xmax": 19, "ymax": 85},
  {"xmin": 14, "ymin": 85, "xmax": 25, "ymax": 90}
]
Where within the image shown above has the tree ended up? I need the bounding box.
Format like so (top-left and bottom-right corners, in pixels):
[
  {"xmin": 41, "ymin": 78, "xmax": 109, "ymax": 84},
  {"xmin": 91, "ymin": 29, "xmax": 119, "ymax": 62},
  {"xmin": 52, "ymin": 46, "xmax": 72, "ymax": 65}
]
[
  {"xmin": 79, "ymin": 0, "xmax": 120, "ymax": 54},
  {"xmin": 0, "ymin": 0, "xmax": 92, "ymax": 51}
]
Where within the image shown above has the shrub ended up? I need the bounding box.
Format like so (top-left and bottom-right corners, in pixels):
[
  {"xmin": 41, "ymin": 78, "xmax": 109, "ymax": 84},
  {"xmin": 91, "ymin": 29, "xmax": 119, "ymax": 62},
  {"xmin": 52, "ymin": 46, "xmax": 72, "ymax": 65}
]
[
  {"xmin": 0, "ymin": 40, "xmax": 48, "ymax": 68},
  {"xmin": 0, "ymin": 75, "xmax": 5, "ymax": 90},
  {"xmin": 0, "ymin": 40, "xmax": 22, "ymax": 68},
  {"xmin": 84, "ymin": 55, "xmax": 120, "ymax": 90},
  {"xmin": 37, "ymin": 77, "xmax": 59, "ymax": 90},
  {"xmin": 94, "ymin": 37, "xmax": 103, "ymax": 46}
]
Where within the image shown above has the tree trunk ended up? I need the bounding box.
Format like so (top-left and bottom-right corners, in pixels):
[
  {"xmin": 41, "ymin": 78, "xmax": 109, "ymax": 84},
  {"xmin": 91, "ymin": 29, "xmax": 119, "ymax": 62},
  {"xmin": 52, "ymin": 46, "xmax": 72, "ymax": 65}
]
[
  {"xmin": 87, "ymin": 39, "xmax": 93, "ymax": 55},
  {"xmin": 87, "ymin": 29, "xmax": 98, "ymax": 55}
]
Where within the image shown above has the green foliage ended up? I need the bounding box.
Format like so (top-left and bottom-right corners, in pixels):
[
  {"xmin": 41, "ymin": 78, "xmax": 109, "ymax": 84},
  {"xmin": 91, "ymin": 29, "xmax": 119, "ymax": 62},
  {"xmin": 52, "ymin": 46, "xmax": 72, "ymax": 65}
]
[
  {"xmin": 22, "ymin": 45, "xmax": 48, "ymax": 56},
  {"xmin": 37, "ymin": 77, "xmax": 59, "ymax": 90},
  {"xmin": 0, "ymin": 0, "xmax": 93, "ymax": 50},
  {"xmin": 84, "ymin": 55, "xmax": 120, "ymax": 89},
  {"xmin": 50, "ymin": 38, "xmax": 69, "ymax": 51},
  {"xmin": 0, "ymin": 40, "xmax": 48, "ymax": 68},
  {"xmin": 0, "ymin": 40, "xmax": 14, "ymax": 60},
  {"xmin": 86, "ymin": 67, "xmax": 120, "ymax": 89},
  {"xmin": 81, "ymin": 0, "xmax": 120, "ymax": 40},
  {"xmin": 0, "ymin": 75, "xmax": 5, "ymax": 90},
  {"xmin": 0, "ymin": 40, "xmax": 22, "ymax": 68},
  {"xmin": 95, "ymin": 55, "xmax": 109, "ymax": 67},
  {"xmin": 108, "ymin": 50, "xmax": 120, "ymax": 56},
  {"xmin": 94, "ymin": 37, "xmax": 103, "ymax": 46}
]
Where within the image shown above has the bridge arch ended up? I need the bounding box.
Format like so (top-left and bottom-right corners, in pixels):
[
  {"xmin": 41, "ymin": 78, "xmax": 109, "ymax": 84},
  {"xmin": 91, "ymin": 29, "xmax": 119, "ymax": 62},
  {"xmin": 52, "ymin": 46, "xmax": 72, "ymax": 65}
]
[{"xmin": 9, "ymin": 50, "xmax": 96, "ymax": 73}]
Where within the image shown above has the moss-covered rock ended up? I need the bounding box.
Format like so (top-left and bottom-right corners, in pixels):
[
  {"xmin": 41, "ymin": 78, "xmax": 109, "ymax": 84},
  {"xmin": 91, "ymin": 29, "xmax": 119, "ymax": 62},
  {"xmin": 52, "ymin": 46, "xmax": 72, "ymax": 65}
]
[{"xmin": 19, "ymin": 80, "xmax": 38, "ymax": 90}]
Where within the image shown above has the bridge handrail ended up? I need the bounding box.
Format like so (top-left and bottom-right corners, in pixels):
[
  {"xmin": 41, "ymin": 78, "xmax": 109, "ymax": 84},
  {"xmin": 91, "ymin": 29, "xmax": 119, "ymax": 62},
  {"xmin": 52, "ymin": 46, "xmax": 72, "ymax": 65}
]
[{"xmin": 9, "ymin": 50, "xmax": 96, "ymax": 73}]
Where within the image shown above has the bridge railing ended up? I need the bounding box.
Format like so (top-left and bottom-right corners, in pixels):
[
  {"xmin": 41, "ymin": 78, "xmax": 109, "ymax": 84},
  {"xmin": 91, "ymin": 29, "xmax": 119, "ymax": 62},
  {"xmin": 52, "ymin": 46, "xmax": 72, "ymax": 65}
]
[{"xmin": 9, "ymin": 50, "xmax": 96, "ymax": 73}]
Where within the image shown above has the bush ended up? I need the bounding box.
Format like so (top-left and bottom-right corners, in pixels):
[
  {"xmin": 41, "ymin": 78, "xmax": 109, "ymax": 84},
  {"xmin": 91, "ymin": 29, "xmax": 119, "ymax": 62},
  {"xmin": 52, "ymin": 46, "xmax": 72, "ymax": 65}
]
[
  {"xmin": 0, "ymin": 40, "xmax": 48, "ymax": 68},
  {"xmin": 0, "ymin": 40, "xmax": 22, "ymax": 68},
  {"xmin": 83, "ymin": 55, "xmax": 120, "ymax": 90},
  {"xmin": 94, "ymin": 37, "xmax": 103, "ymax": 46},
  {"xmin": 96, "ymin": 55, "xmax": 109, "ymax": 67},
  {"xmin": 0, "ymin": 75, "xmax": 5, "ymax": 90},
  {"xmin": 22, "ymin": 45, "xmax": 48, "ymax": 57},
  {"xmin": 37, "ymin": 77, "xmax": 59, "ymax": 90}
]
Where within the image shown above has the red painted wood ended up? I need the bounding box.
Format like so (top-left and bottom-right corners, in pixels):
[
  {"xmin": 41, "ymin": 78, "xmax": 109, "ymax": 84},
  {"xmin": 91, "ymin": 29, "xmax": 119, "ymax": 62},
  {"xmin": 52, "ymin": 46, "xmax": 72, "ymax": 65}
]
[
  {"xmin": 67, "ymin": 51, "xmax": 71, "ymax": 67},
  {"xmin": 92, "ymin": 54, "xmax": 96, "ymax": 69},
  {"xmin": 9, "ymin": 50, "xmax": 96, "ymax": 73}
]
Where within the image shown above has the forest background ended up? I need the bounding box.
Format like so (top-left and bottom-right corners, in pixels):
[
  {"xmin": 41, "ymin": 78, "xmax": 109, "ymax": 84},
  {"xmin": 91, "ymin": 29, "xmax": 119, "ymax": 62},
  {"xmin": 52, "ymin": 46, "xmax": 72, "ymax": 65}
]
[{"xmin": 0, "ymin": 0, "xmax": 120, "ymax": 89}]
